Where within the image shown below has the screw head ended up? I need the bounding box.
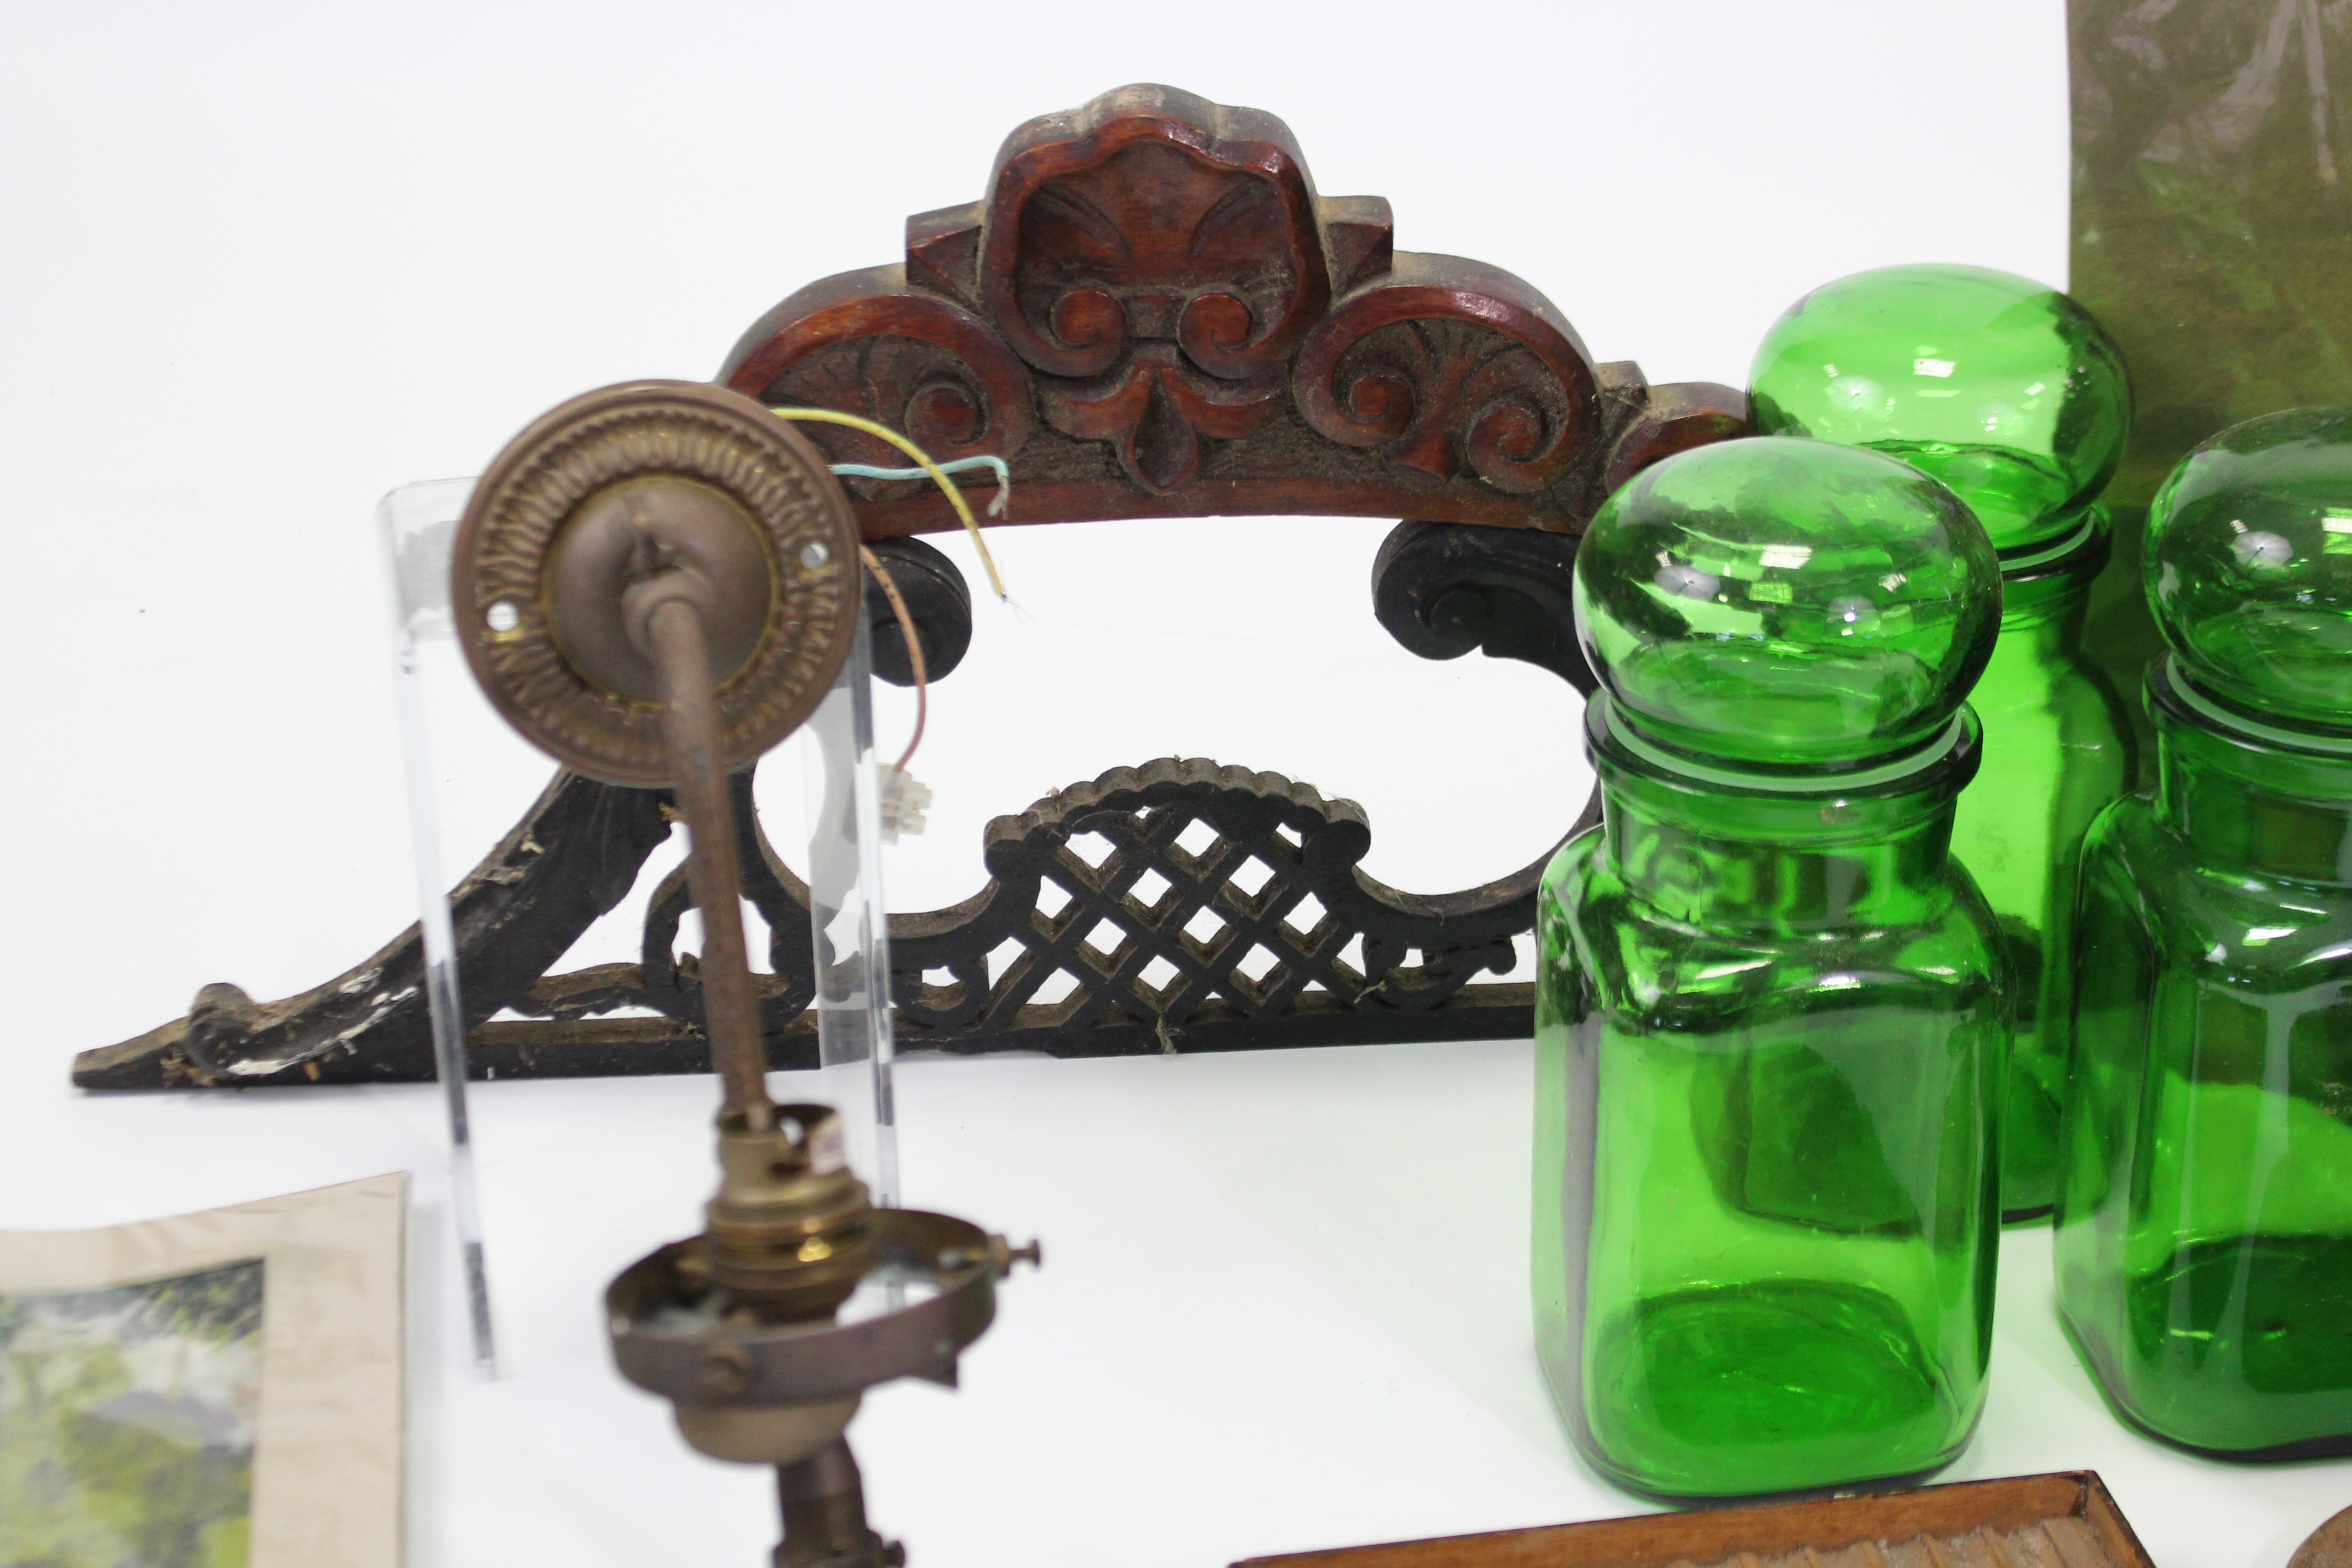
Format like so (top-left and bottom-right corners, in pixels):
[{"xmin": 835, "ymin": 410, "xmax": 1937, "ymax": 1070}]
[
  {"xmin": 696, "ymin": 1344, "xmax": 756, "ymax": 1396},
  {"xmin": 988, "ymin": 1234, "xmax": 1044, "ymax": 1275}
]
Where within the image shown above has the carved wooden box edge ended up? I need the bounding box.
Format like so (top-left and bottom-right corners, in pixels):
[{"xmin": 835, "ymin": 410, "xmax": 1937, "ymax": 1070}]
[{"xmin": 1228, "ymin": 1472, "xmax": 2157, "ymax": 1568}]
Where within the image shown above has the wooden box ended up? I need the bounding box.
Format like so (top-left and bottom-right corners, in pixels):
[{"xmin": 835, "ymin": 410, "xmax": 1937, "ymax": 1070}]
[{"xmin": 1235, "ymin": 1472, "xmax": 2156, "ymax": 1568}]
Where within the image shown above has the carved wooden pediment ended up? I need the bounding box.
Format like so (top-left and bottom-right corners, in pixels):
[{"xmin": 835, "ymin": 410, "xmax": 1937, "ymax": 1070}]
[
  {"xmin": 75, "ymin": 85, "xmax": 1748, "ymax": 1092},
  {"xmin": 722, "ymin": 83, "xmax": 1742, "ymax": 534}
]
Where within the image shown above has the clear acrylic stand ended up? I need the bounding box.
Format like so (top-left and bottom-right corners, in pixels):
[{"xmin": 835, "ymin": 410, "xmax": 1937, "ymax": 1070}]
[
  {"xmin": 803, "ymin": 615, "xmax": 900, "ymax": 1208},
  {"xmin": 380, "ymin": 477, "xmax": 499, "ymax": 1379},
  {"xmin": 379, "ymin": 478, "xmax": 903, "ymax": 1375}
]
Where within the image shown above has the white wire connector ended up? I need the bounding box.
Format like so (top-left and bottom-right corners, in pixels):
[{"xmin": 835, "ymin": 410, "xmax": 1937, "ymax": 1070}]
[{"xmin": 880, "ymin": 766, "xmax": 933, "ymax": 844}]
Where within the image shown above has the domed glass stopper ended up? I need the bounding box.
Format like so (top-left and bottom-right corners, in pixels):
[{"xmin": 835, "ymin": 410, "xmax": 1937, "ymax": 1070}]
[
  {"xmin": 1574, "ymin": 437, "xmax": 2001, "ymax": 769},
  {"xmin": 1748, "ymin": 264, "xmax": 2130, "ymax": 554},
  {"xmin": 2147, "ymin": 406, "xmax": 2352, "ymax": 733}
]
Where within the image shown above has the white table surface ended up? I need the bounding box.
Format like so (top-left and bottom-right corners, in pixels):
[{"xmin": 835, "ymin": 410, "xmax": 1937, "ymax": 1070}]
[{"xmin": 5, "ymin": 3, "xmax": 2348, "ymax": 1564}]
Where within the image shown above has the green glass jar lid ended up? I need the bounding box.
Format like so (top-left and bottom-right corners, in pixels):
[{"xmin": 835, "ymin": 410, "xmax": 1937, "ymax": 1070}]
[
  {"xmin": 2148, "ymin": 407, "xmax": 2352, "ymax": 735},
  {"xmin": 1749, "ymin": 264, "xmax": 2130, "ymax": 555},
  {"xmin": 1573, "ymin": 437, "xmax": 2001, "ymax": 771}
]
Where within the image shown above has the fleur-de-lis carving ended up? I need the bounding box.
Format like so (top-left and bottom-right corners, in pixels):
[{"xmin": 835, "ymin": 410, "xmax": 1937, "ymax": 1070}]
[
  {"xmin": 1044, "ymin": 343, "xmax": 1285, "ymax": 493},
  {"xmin": 718, "ymin": 82, "xmax": 1747, "ymax": 537},
  {"xmin": 983, "ymin": 86, "xmax": 1330, "ymax": 494}
]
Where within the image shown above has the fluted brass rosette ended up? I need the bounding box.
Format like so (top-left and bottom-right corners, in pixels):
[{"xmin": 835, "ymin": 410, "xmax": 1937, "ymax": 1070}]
[{"xmin": 451, "ymin": 379, "xmax": 860, "ymax": 788}]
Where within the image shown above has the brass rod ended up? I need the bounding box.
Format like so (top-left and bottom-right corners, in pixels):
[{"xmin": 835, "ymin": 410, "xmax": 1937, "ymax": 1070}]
[{"xmin": 646, "ymin": 596, "xmax": 774, "ymax": 1127}]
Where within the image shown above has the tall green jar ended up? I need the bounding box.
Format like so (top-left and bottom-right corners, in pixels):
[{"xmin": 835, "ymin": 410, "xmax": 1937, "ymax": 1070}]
[
  {"xmin": 1950, "ymin": 513, "xmax": 2136, "ymax": 1217},
  {"xmin": 1752, "ymin": 264, "xmax": 2135, "ymax": 1219},
  {"xmin": 2057, "ymin": 408, "xmax": 2352, "ymax": 1459},
  {"xmin": 1748, "ymin": 264, "xmax": 2127, "ymax": 556},
  {"xmin": 1538, "ymin": 437, "xmax": 2009, "ymax": 1500}
]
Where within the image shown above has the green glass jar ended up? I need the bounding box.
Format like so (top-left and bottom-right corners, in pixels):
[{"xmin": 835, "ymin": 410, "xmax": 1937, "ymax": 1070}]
[
  {"xmin": 1749, "ymin": 264, "xmax": 2129, "ymax": 555},
  {"xmin": 1753, "ymin": 265, "xmax": 2136, "ymax": 1219},
  {"xmin": 2057, "ymin": 408, "xmax": 2352, "ymax": 1459},
  {"xmin": 1949, "ymin": 512, "xmax": 2137, "ymax": 1218},
  {"xmin": 1537, "ymin": 437, "xmax": 2010, "ymax": 1500}
]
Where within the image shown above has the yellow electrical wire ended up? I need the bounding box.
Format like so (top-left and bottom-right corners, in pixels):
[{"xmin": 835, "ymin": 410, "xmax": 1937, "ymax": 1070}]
[{"xmin": 767, "ymin": 406, "xmax": 1008, "ymax": 600}]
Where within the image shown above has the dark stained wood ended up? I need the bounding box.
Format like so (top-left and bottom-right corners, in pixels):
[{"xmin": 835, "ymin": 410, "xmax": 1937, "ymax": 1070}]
[
  {"xmin": 1230, "ymin": 1474, "xmax": 2156, "ymax": 1568},
  {"xmin": 720, "ymin": 83, "xmax": 1744, "ymax": 538},
  {"xmin": 1603, "ymin": 380, "xmax": 1752, "ymax": 494},
  {"xmin": 73, "ymin": 83, "xmax": 1744, "ymax": 1092}
]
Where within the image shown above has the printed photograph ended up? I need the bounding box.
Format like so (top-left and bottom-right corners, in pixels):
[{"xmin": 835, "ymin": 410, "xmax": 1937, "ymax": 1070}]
[{"xmin": 0, "ymin": 1257, "xmax": 266, "ymax": 1568}]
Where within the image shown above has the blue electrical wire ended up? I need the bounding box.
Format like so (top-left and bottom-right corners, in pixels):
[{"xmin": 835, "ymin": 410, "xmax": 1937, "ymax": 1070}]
[{"xmin": 828, "ymin": 454, "xmax": 1012, "ymax": 516}]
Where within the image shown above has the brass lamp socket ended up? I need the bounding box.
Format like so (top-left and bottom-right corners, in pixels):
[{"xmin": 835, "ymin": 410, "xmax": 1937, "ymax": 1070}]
[{"xmin": 706, "ymin": 1105, "xmax": 880, "ymax": 1319}]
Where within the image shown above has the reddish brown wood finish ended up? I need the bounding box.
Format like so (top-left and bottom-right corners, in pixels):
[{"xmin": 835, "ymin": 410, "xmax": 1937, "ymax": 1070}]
[
  {"xmin": 1231, "ymin": 1472, "xmax": 2157, "ymax": 1568},
  {"xmin": 720, "ymin": 83, "xmax": 1744, "ymax": 539}
]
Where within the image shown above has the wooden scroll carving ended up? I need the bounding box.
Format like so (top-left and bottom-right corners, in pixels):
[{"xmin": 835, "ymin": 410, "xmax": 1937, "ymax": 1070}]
[
  {"xmin": 721, "ymin": 83, "xmax": 1743, "ymax": 537},
  {"xmin": 74, "ymin": 84, "xmax": 1749, "ymax": 1091}
]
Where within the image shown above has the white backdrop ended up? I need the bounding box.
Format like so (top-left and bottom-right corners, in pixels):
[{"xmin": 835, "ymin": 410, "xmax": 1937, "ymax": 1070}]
[{"xmin": 5, "ymin": 4, "xmax": 2345, "ymax": 1566}]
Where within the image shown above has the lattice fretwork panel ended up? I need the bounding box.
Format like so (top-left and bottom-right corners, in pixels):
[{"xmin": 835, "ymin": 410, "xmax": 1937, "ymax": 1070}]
[{"xmin": 887, "ymin": 758, "xmax": 1537, "ymax": 1055}]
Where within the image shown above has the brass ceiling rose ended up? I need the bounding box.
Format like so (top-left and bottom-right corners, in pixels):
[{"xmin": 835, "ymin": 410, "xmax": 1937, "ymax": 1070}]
[{"xmin": 452, "ymin": 380, "xmax": 860, "ymax": 788}]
